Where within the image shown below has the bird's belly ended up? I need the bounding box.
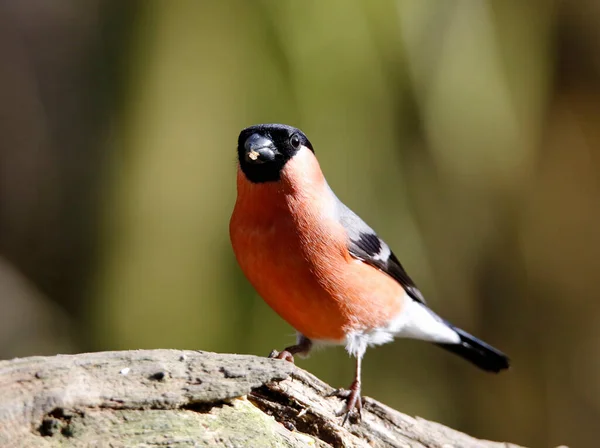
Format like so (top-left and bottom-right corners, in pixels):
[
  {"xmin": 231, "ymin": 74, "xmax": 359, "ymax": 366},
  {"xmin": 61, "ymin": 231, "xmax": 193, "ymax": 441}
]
[
  {"xmin": 230, "ymin": 217, "xmax": 405, "ymax": 342},
  {"xmin": 231, "ymin": 224, "xmax": 346, "ymax": 341}
]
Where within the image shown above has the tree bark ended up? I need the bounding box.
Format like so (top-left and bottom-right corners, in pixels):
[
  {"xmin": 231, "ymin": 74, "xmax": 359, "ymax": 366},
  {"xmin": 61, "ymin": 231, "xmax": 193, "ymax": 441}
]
[{"xmin": 0, "ymin": 350, "xmax": 523, "ymax": 447}]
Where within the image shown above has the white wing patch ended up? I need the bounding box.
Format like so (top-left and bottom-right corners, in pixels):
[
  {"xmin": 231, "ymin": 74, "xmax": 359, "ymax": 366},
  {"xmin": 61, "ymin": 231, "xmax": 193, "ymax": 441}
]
[{"xmin": 371, "ymin": 242, "xmax": 391, "ymax": 262}]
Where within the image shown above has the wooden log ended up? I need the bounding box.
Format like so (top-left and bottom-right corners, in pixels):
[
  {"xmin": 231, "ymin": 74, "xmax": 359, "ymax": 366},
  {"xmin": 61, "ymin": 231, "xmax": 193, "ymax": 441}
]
[{"xmin": 0, "ymin": 349, "xmax": 525, "ymax": 447}]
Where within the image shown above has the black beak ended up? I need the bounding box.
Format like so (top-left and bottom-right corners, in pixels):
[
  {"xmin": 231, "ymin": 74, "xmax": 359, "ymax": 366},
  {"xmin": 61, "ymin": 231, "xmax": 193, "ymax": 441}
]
[{"xmin": 244, "ymin": 133, "xmax": 277, "ymax": 164}]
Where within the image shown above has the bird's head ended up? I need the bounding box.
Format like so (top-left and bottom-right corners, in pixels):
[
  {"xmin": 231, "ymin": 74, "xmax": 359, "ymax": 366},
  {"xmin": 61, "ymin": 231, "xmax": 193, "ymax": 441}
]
[{"xmin": 237, "ymin": 123, "xmax": 314, "ymax": 183}]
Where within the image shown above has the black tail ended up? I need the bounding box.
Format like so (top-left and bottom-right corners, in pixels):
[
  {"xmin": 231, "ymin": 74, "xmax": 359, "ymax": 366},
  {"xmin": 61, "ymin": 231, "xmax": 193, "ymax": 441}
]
[{"xmin": 436, "ymin": 324, "xmax": 510, "ymax": 373}]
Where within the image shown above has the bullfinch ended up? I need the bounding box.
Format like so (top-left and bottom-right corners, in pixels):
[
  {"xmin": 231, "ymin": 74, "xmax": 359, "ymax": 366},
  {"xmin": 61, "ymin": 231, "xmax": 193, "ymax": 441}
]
[{"xmin": 230, "ymin": 123, "xmax": 509, "ymax": 423}]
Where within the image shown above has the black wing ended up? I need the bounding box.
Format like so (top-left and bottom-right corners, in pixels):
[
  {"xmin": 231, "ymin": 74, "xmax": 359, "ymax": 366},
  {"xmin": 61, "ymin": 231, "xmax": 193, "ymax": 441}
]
[{"xmin": 335, "ymin": 198, "xmax": 426, "ymax": 305}]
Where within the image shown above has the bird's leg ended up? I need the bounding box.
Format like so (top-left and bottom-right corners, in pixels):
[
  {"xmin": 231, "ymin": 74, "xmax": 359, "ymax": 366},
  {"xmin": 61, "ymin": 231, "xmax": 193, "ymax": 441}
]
[
  {"xmin": 268, "ymin": 334, "xmax": 312, "ymax": 364},
  {"xmin": 333, "ymin": 355, "xmax": 362, "ymax": 425}
]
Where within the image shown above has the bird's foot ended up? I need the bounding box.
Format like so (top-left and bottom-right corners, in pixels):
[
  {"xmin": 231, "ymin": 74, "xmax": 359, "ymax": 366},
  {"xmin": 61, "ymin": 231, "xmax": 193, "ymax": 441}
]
[
  {"xmin": 268, "ymin": 338, "xmax": 312, "ymax": 364},
  {"xmin": 268, "ymin": 349, "xmax": 295, "ymax": 363},
  {"xmin": 329, "ymin": 380, "xmax": 362, "ymax": 425}
]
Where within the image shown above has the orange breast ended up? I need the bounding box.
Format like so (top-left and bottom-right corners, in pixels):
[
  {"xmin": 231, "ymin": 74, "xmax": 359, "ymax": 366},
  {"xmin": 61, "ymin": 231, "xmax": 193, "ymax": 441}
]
[{"xmin": 230, "ymin": 153, "xmax": 405, "ymax": 342}]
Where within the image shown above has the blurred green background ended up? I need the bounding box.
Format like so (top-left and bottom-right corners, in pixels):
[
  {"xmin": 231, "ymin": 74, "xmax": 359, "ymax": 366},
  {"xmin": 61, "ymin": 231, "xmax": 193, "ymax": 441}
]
[{"xmin": 0, "ymin": 0, "xmax": 598, "ymax": 446}]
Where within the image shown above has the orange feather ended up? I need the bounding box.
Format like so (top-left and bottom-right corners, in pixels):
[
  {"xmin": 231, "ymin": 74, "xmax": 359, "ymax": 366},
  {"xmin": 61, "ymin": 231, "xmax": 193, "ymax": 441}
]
[{"xmin": 230, "ymin": 148, "xmax": 405, "ymax": 342}]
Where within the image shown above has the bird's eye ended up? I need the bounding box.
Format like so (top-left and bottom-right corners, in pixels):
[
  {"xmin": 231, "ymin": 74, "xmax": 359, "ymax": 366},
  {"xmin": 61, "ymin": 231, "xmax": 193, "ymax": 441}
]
[{"xmin": 290, "ymin": 134, "xmax": 300, "ymax": 149}]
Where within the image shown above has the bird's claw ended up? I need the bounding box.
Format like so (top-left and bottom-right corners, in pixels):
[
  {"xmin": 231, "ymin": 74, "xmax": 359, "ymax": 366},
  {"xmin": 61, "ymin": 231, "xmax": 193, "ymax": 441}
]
[
  {"xmin": 268, "ymin": 349, "xmax": 295, "ymax": 363},
  {"xmin": 329, "ymin": 385, "xmax": 362, "ymax": 425}
]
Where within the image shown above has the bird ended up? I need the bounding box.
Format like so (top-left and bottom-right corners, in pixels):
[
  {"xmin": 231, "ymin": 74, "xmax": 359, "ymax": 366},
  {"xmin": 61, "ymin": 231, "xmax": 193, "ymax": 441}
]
[{"xmin": 229, "ymin": 123, "xmax": 510, "ymax": 423}]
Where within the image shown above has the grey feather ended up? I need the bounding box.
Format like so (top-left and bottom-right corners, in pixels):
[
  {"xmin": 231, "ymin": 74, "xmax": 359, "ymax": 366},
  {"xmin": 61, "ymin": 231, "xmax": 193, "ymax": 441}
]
[{"xmin": 330, "ymin": 187, "xmax": 426, "ymax": 305}]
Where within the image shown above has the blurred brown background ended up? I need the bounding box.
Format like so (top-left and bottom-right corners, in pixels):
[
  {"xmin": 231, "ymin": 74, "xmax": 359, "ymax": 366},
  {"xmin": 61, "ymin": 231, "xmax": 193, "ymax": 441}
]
[{"xmin": 0, "ymin": 1, "xmax": 597, "ymax": 446}]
